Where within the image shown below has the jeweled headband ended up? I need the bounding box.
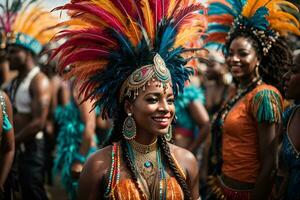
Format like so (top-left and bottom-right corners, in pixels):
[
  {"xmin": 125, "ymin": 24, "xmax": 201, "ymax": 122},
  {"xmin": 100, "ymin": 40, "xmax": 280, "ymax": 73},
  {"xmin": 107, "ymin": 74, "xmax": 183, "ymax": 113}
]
[{"xmin": 120, "ymin": 54, "xmax": 171, "ymax": 102}]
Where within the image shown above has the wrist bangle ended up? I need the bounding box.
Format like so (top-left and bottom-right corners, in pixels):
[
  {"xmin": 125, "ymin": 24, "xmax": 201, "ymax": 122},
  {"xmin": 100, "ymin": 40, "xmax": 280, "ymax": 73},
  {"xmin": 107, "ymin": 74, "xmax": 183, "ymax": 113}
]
[{"xmin": 74, "ymin": 153, "xmax": 86, "ymax": 164}]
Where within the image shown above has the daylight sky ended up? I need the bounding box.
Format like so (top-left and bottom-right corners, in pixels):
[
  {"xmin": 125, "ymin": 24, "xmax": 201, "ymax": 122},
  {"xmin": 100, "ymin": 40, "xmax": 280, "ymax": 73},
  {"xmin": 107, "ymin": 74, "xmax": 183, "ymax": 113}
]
[{"xmin": 43, "ymin": 0, "xmax": 68, "ymax": 10}]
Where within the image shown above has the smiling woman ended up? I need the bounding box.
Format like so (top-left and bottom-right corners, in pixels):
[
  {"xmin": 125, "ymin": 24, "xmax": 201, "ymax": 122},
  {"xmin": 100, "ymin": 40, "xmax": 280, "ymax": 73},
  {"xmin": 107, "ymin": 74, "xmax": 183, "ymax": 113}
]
[
  {"xmin": 204, "ymin": 0, "xmax": 300, "ymax": 199},
  {"xmin": 51, "ymin": 0, "xmax": 208, "ymax": 199}
]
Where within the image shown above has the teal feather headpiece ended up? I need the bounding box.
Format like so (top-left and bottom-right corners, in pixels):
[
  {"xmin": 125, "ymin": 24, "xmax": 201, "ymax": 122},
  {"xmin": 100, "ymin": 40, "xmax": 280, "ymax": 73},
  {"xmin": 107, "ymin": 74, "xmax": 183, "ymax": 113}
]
[
  {"xmin": 204, "ymin": 0, "xmax": 300, "ymax": 55},
  {"xmin": 0, "ymin": 0, "xmax": 59, "ymax": 54}
]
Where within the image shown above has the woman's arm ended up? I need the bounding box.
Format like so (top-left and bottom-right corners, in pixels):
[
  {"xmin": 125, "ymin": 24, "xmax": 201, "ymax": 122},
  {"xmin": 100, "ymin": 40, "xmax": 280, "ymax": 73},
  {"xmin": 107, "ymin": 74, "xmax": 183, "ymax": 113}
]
[
  {"xmin": 0, "ymin": 93, "xmax": 15, "ymax": 189},
  {"xmin": 251, "ymin": 122, "xmax": 277, "ymax": 200},
  {"xmin": 188, "ymin": 101, "xmax": 210, "ymax": 152},
  {"xmin": 71, "ymin": 88, "xmax": 96, "ymax": 178}
]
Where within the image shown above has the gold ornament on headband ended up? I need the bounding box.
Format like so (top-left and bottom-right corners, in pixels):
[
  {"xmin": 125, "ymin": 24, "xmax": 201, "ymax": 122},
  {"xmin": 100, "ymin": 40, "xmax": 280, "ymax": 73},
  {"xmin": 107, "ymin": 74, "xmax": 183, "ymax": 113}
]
[{"xmin": 120, "ymin": 54, "xmax": 171, "ymax": 102}]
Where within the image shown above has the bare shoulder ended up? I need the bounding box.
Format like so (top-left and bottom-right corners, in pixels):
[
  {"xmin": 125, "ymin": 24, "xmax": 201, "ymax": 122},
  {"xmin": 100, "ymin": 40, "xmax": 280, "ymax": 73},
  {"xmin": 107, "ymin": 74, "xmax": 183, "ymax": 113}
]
[
  {"xmin": 168, "ymin": 143, "xmax": 198, "ymax": 173},
  {"xmin": 78, "ymin": 145, "xmax": 114, "ymax": 199},
  {"xmin": 31, "ymin": 72, "xmax": 50, "ymax": 91},
  {"xmin": 82, "ymin": 145, "xmax": 113, "ymax": 179}
]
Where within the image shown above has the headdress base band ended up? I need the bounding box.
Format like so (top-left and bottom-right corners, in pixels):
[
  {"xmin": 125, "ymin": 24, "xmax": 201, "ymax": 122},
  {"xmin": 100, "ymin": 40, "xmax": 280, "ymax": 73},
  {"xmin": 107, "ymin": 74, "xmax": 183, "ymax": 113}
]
[{"xmin": 119, "ymin": 54, "xmax": 171, "ymax": 102}]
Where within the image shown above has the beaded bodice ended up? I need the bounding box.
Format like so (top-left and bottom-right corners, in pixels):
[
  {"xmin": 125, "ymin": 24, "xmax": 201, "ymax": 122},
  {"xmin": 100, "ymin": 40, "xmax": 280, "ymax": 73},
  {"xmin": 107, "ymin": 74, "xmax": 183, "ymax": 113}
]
[
  {"xmin": 280, "ymin": 106, "xmax": 300, "ymax": 200},
  {"xmin": 104, "ymin": 143, "xmax": 184, "ymax": 200}
]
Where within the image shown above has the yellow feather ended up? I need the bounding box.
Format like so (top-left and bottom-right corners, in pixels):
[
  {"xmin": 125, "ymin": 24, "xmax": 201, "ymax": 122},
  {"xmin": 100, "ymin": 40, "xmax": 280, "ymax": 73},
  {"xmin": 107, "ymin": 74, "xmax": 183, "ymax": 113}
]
[
  {"xmin": 268, "ymin": 11, "xmax": 300, "ymax": 27},
  {"xmin": 269, "ymin": 20, "xmax": 300, "ymax": 35},
  {"xmin": 251, "ymin": 0, "xmax": 271, "ymax": 16},
  {"xmin": 92, "ymin": 0, "xmax": 141, "ymax": 45},
  {"xmin": 140, "ymin": 0, "xmax": 154, "ymax": 43},
  {"xmin": 267, "ymin": 0, "xmax": 299, "ymax": 12},
  {"xmin": 92, "ymin": 0, "xmax": 127, "ymax": 28},
  {"xmin": 175, "ymin": 14, "xmax": 207, "ymax": 47},
  {"xmin": 242, "ymin": 0, "xmax": 259, "ymax": 17},
  {"xmin": 56, "ymin": 19, "xmax": 93, "ymax": 29},
  {"xmin": 167, "ymin": 0, "xmax": 177, "ymax": 17}
]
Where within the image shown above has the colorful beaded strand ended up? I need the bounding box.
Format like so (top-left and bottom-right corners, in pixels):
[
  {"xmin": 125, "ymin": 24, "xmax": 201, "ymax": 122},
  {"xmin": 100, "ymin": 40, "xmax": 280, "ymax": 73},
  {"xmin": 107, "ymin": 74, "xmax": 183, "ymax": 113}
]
[{"xmin": 104, "ymin": 144, "xmax": 117, "ymax": 197}]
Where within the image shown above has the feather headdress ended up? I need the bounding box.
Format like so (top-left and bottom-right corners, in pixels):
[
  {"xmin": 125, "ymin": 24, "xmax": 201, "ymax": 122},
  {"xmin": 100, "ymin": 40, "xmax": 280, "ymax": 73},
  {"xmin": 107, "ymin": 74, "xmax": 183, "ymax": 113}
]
[
  {"xmin": 0, "ymin": 0, "xmax": 22, "ymax": 49},
  {"xmin": 0, "ymin": 0, "xmax": 59, "ymax": 54},
  {"xmin": 204, "ymin": 0, "xmax": 300, "ymax": 55},
  {"xmin": 52, "ymin": 0, "xmax": 207, "ymax": 118}
]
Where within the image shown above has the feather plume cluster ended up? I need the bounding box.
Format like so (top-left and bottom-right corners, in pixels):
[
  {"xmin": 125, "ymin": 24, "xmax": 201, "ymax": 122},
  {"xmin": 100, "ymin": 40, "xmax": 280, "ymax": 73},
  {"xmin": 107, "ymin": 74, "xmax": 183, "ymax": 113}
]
[
  {"xmin": 0, "ymin": 0, "xmax": 22, "ymax": 48},
  {"xmin": 204, "ymin": 0, "xmax": 300, "ymax": 51},
  {"xmin": 0, "ymin": 0, "xmax": 59, "ymax": 54},
  {"xmin": 52, "ymin": 0, "xmax": 207, "ymax": 117}
]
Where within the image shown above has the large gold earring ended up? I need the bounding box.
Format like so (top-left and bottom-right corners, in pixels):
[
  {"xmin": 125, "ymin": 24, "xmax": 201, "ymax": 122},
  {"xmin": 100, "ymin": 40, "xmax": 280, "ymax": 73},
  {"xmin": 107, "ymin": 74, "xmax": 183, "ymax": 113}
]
[
  {"xmin": 255, "ymin": 63, "xmax": 260, "ymax": 77},
  {"xmin": 122, "ymin": 113, "xmax": 136, "ymax": 140},
  {"xmin": 164, "ymin": 125, "xmax": 173, "ymax": 142}
]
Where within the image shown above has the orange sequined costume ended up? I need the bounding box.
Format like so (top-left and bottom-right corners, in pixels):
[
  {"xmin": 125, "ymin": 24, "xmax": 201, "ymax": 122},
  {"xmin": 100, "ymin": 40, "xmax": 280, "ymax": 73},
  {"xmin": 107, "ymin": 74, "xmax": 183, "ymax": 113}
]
[{"xmin": 105, "ymin": 143, "xmax": 185, "ymax": 200}]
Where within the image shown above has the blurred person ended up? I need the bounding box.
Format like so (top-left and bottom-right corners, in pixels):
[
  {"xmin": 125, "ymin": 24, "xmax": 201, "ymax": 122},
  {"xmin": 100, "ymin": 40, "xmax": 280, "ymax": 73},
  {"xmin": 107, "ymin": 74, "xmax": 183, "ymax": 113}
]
[
  {"xmin": 2, "ymin": 1, "xmax": 58, "ymax": 199},
  {"xmin": 274, "ymin": 51, "xmax": 300, "ymax": 200},
  {"xmin": 39, "ymin": 43, "xmax": 62, "ymax": 186},
  {"xmin": 174, "ymin": 76, "xmax": 210, "ymax": 152},
  {"xmin": 204, "ymin": 49, "xmax": 234, "ymax": 116},
  {"xmin": 53, "ymin": 79, "xmax": 97, "ymax": 200},
  {"xmin": 0, "ymin": 51, "xmax": 14, "ymax": 200},
  {"xmin": 204, "ymin": 0, "xmax": 299, "ymax": 199}
]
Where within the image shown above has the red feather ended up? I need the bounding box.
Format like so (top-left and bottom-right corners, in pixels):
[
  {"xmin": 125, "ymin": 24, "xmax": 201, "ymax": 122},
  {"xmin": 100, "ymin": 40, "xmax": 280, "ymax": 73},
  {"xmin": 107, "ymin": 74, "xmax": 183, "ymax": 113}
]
[
  {"xmin": 150, "ymin": 0, "xmax": 162, "ymax": 28},
  {"xmin": 55, "ymin": 3, "xmax": 125, "ymax": 32},
  {"xmin": 173, "ymin": 3, "xmax": 206, "ymax": 29},
  {"xmin": 60, "ymin": 48, "xmax": 110, "ymax": 68},
  {"xmin": 204, "ymin": 32, "xmax": 227, "ymax": 44},
  {"xmin": 208, "ymin": 15, "xmax": 233, "ymax": 25}
]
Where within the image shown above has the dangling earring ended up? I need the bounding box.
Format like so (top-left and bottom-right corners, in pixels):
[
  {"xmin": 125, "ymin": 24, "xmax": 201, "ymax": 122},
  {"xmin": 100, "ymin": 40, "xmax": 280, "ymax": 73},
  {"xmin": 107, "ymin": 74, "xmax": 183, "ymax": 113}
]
[
  {"xmin": 255, "ymin": 63, "xmax": 260, "ymax": 78},
  {"xmin": 164, "ymin": 125, "xmax": 173, "ymax": 142},
  {"xmin": 122, "ymin": 113, "xmax": 136, "ymax": 140}
]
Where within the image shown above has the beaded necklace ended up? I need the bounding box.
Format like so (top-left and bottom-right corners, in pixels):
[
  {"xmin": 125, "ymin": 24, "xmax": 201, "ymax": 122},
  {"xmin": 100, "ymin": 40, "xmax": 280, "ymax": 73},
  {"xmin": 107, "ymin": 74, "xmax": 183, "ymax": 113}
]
[
  {"xmin": 210, "ymin": 77, "xmax": 262, "ymax": 174},
  {"xmin": 126, "ymin": 140, "xmax": 167, "ymax": 200},
  {"xmin": 105, "ymin": 143, "xmax": 121, "ymax": 198}
]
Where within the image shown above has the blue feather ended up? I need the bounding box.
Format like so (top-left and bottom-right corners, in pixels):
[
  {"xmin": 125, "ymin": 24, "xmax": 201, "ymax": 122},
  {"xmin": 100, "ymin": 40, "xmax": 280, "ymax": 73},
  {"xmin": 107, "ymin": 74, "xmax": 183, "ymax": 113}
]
[{"xmin": 208, "ymin": 3, "xmax": 237, "ymax": 16}]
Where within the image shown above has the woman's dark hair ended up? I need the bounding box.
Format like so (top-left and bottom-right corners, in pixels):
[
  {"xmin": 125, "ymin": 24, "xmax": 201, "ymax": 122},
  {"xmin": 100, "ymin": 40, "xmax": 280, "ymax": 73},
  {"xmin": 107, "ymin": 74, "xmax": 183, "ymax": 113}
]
[
  {"xmin": 224, "ymin": 31, "xmax": 293, "ymax": 94},
  {"xmin": 106, "ymin": 99, "xmax": 192, "ymax": 200},
  {"xmin": 0, "ymin": 49, "xmax": 7, "ymax": 64}
]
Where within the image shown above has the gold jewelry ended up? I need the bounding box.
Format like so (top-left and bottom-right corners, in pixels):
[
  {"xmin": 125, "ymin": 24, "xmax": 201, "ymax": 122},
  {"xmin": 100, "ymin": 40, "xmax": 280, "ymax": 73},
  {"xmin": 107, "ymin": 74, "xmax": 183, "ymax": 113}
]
[
  {"xmin": 119, "ymin": 54, "xmax": 171, "ymax": 102},
  {"xmin": 255, "ymin": 63, "xmax": 260, "ymax": 78},
  {"xmin": 164, "ymin": 125, "xmax": 173, "ymax": 142},
  {"xmin": 129, "ymin": 139, "xmax": 158, "ymax": 188},
  {"xmin": 129, "ymin": 138, "xmax": 157, "ymax": 154},
  {"xmin": 122, "ymin": 113, "xmax": 136, "ymax": 140}
]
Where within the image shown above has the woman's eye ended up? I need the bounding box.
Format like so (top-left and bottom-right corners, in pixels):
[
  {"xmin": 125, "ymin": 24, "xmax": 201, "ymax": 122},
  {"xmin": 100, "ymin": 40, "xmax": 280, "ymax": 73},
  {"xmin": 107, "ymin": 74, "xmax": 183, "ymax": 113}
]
[
  {"xmin": 167, "ymin": 98, "xmax": 175, "ymax": 104},
  {"xmin": 239, "ymin": 52, "xmax": 248, "ymax": 57},
  {"xmin": 146, "ymin": 98, "xmax": 158, "ymax": 103}
]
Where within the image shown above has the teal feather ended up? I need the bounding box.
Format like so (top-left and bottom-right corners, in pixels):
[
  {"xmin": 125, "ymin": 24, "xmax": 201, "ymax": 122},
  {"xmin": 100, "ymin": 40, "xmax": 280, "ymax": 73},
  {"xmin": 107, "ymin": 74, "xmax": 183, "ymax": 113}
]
[
  {"xmin": 53, "ymin": 101, "xmax": 97, "ymax": 200},
  {"xmin": 252, "ymin": 89, "xmax": 282, "ymax": 123},
  {"xmin": 207, "ymin": 24, "xmax": 230, "ymax": 33},
  {"xmin": 208, "ymin": 3, "xmax": 237, "ymax": 16}
]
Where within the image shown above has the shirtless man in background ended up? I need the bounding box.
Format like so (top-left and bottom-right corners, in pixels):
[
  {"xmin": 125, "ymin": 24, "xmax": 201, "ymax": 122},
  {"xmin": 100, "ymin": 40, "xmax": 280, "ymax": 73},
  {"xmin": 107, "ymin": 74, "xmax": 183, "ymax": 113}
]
[{"xmin": 7, "ymin": 45, "xmax": 51, "ymax": 200}]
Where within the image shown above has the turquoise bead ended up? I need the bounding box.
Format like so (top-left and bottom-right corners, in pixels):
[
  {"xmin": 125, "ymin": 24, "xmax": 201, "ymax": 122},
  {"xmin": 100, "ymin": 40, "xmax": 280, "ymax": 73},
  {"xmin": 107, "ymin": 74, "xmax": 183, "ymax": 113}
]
[{"xmin": 144, "ymin": 161, "xmax": 152, "ymax": 168}]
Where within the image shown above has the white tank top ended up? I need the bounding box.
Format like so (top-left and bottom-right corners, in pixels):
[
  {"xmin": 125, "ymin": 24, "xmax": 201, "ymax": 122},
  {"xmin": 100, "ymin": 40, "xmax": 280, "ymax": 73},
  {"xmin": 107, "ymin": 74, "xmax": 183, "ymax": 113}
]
[{"xmin": 13, "ymin": 67, "xmax": 40, "ymax": 114}]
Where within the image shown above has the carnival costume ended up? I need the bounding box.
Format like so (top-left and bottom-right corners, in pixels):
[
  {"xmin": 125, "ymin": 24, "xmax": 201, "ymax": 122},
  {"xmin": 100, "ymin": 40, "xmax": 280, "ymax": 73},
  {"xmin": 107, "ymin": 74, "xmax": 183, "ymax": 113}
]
[
  {"xmin": 52, "ymin": 0, "xmax": 207, "ymax": 199},
  {"xmin": 277, "ymin": 105, "xmax": 300, "ymax": 200},
  {"xmin": 203, "ymin": 0, "xmax": 300, "ymax": 199},
  {"xmin": 175, "ymin": 85, "xmax": 205, "ymax": 139},
  {"xmin": 0, "ymin": 0, "xmax": 16, "ymax": 135},
  {"xmin": 0, "ymin": 1, "xmax": 58, "ymax": 199},
  {"xmin": 53, "ymin": 81, "xmax": 97, "ymax": 200}
]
